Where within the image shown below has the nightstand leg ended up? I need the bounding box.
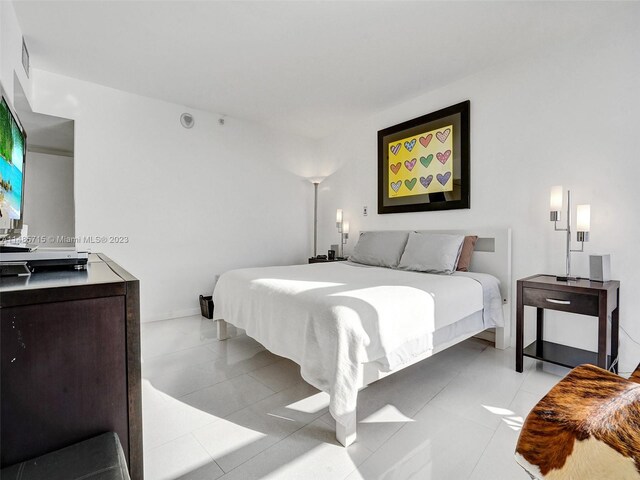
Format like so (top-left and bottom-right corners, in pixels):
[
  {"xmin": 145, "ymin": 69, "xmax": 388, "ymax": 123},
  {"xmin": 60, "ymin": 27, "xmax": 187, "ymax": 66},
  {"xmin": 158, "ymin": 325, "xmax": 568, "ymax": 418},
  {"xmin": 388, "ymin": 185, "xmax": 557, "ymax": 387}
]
[
  {"xmin": 611, "ymin": 289, "xmax": 620, "ymax": 373},
  {"xmin": 516, "ymin": 283, "xmax": 524, "ymax": 373},
  {"xmin": 598, "ymin": 291, "xmax": 607, "ymax": 369},
  {"xmin": 536, "ymin": 308, "xmax": 544, "ymax": 357}
]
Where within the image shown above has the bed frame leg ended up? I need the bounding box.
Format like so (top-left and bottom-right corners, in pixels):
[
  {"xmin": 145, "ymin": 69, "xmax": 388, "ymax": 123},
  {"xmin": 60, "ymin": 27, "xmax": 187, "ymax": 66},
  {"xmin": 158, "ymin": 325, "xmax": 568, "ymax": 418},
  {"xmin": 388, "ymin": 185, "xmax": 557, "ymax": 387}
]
[
  {"xmin": 335, "ymin": 411, "xmax": 357, "ymax": 447},
  {"xmin": 216, "ymin": 319, "xmax": 230, "ymax": 341},
  {"xmin": 495, "ymin": 326, "xmax": 508, "ymax": 350}
]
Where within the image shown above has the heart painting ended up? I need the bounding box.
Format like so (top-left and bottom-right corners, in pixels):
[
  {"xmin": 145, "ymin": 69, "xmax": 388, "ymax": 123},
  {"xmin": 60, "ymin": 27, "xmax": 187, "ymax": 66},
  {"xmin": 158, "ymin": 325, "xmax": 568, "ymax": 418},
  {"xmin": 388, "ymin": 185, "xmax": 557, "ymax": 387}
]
[{"xmin": 379, "ymin": 100, "xmax": 469, "ymax": 213}]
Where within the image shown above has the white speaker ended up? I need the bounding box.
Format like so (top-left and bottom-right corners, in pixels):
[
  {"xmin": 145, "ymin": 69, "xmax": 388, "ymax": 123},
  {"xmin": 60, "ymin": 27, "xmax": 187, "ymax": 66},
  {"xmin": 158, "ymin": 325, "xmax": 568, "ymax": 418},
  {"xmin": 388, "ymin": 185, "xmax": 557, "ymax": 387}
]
[{"xmin": 589, "ymin": 254, "xmax": 611, "ymax": 282}]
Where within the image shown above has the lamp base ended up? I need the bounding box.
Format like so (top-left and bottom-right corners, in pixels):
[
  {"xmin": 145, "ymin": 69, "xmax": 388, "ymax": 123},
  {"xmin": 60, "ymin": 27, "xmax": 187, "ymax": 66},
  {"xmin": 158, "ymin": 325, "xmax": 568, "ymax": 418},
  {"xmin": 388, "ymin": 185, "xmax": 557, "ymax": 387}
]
[{"xmin": 555, "ymin": 275, "xmax": 578, "ymax": 282}]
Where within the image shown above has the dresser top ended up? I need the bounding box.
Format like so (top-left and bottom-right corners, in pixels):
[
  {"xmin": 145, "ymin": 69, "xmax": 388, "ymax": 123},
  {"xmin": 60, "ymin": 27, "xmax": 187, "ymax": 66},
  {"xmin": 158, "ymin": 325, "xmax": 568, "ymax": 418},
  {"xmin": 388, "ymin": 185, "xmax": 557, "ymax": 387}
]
[{"xmin": 0, "ymin": 253, "xmax": 137, "ymax": 307}]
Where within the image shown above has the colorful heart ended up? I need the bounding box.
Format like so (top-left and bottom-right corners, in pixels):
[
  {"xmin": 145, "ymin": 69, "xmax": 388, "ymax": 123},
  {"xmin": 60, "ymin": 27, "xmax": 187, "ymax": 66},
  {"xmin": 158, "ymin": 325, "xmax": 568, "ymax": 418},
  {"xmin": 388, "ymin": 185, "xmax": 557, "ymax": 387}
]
[
  {"xmin": 404, "ymin": 139, "xmax": 416, "ymax": 152},
  {"xmin": 436, "ymin": 150, "xmax": 451, "ymax": 164},
  {"xmin": 390, "ymin": 143, "xmax": 401, "ymax": 156},
  {"xmin": 436, "ymin": 129, "xmax": 451, "ymax": 143},
  {"xmin": 404, "ymin": 158, "xmax": 417, "ymax": 171},
  {"xmin": 420, "ymin": 154, "xmax": 434, "ymax": 168},
  {"xmin": 390, "ymin": 162, "xmax": 401, "ymax": 175},
  {"xmin": 405, "ymin": 178, "xmax": 417, "ymax": 190},
  {"xmin": 437, "ymin": 172, "xmax": 451, "ymax": 186},
  {"xmin": 419, "ymin": 134, "xmax": 433, "ymax": 149},
  {"xmin": 420, "ymin": 175, "xmax": 433, "ymax": 188},
  {"xmin": 391, "ymin": 181, "xmax": 402, "ymax": 192}
]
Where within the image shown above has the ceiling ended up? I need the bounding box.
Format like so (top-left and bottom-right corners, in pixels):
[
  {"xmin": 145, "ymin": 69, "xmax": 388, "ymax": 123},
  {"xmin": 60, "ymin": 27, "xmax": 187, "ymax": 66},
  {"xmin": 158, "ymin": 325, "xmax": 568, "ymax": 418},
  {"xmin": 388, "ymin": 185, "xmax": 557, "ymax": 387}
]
[{"xmin": 11, "ymin": 1, "xmax": 633, "ymax": 139}]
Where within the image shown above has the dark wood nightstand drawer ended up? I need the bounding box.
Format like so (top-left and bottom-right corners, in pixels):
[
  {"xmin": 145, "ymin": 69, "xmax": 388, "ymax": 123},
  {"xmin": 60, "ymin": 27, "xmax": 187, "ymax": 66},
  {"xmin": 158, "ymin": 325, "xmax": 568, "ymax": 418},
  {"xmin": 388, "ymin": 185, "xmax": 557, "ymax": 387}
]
[{"xmin": 522, "ymin": 287, "xmax": 598, "ymax": 316}]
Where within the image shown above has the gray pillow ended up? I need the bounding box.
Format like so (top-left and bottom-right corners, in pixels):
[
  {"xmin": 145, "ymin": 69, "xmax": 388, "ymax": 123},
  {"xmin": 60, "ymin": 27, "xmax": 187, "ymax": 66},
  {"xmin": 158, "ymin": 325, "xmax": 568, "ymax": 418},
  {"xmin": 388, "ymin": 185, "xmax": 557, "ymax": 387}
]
[
  {"xmin": 349, "ymin": 231, "xmax": 410, "ymax": 268},
  {"xmin": 397, "ymin": 232, "xmax": 465, "ymax": 274}
]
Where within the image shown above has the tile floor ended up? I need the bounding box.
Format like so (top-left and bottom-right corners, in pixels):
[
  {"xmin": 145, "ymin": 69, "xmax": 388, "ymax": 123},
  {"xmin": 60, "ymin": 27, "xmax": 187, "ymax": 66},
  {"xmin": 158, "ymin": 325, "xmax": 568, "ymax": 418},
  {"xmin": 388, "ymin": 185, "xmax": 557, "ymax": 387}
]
[{"xmin": 141, "ymin": 315, "xmax": 569, "ymax": 480}]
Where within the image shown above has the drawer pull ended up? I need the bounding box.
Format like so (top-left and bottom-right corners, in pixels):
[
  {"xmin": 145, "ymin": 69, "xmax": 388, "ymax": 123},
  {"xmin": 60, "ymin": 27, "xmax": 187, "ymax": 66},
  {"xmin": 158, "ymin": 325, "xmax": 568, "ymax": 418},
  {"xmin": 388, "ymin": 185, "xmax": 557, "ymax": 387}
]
[{"xmin": 546, "ymin": 298, "xmax": 571, "ymax": 305}]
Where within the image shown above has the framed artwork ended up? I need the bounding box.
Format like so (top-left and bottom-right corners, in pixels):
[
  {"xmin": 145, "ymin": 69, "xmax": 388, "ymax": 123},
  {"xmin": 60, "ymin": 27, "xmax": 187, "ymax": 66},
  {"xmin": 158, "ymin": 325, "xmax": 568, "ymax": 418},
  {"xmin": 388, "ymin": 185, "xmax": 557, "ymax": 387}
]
[{"xmin": 378, "ymin": 100, "xmax": 470, "ymax": 214}]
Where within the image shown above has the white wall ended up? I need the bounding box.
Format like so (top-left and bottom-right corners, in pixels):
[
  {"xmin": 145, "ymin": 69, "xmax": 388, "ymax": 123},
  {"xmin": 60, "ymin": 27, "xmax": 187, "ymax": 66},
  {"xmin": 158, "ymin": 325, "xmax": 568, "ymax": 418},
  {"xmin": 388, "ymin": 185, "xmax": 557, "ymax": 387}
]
[
  {"xmin": 28, "ymin": 69, "xmax": 317, "ymax": 321},
  {"xmin": 317, "ymin": 20, "xmax": 640, "ymax": 372},
  {"xmin": 23, "ymin": 151, "xmax": 74, "ymax": 246}
]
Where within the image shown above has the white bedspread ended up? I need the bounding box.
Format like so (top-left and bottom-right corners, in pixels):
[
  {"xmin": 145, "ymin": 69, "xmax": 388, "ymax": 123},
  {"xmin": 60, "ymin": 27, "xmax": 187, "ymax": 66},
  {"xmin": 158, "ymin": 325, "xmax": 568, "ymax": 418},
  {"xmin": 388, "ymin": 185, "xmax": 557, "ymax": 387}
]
[{"xmin": 212, "ymin": 261, "xmax": 503, "ymax": 424}]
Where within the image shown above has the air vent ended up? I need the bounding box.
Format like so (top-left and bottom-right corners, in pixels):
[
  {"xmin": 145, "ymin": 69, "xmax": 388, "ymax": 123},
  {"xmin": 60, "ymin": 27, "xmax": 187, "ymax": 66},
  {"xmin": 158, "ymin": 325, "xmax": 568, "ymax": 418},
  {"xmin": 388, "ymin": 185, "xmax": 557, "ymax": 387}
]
[{"xmin": 22, "ymin": 38, "xmax": 29, "ymax": 77}]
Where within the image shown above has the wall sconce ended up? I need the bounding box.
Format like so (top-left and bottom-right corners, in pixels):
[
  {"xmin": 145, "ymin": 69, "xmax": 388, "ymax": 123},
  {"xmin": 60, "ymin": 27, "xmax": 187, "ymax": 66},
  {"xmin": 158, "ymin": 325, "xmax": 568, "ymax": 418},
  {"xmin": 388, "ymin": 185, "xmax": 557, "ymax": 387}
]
[
  {"xmin": 549, "ymin": 186, "xmax": 591, "ymax": 281},
  {"xmin": 341, "ymin": 221, "xmax": 349, "ymax": 256},
  {"xmin": 336, "ymin": 209, "xmax": 348, "ymax": 258}
]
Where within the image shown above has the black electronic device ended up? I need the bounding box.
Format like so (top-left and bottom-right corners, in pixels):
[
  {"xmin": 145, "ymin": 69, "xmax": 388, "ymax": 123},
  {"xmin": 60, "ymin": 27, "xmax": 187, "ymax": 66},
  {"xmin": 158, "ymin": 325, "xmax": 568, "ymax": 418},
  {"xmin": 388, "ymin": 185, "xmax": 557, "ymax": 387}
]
[
  {"xmin": 0, "ymin": 261, "xmax": 30, "ymax": 277},
  {"xmin": 0, "ymin": 248, "xmax": 88, "ymax": 273},
  {"xmin": 0, "ymin": 244, "xmax": 36, "ymax": 253}
]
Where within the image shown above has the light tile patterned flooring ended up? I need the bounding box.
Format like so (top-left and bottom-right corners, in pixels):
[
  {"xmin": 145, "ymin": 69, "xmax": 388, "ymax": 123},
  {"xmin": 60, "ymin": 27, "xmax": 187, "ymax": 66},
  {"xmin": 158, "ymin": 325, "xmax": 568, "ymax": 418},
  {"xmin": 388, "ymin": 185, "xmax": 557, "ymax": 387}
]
[{"xmin": 141, "ymin": 315, "xmax": 568, "ymax": 480}]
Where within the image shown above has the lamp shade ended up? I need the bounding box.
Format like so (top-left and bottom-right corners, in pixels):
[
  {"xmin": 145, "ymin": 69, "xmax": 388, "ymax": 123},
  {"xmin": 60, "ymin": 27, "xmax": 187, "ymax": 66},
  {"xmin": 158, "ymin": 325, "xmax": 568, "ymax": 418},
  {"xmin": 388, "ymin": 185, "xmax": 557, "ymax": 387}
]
[
  {"xmin": 550, "ymin": 186, "xmax": 563, "ymax": 211},
  {"xmin": 336, "ymin": 209, "xmax": 343, "ymax": 224},
  {"xmin": 342, "ymin": 221, "xmax": 349, "ymax": 234},
  {"xmin": 576, "ymin": 204, "xmax": 591, "ymax": 232}
]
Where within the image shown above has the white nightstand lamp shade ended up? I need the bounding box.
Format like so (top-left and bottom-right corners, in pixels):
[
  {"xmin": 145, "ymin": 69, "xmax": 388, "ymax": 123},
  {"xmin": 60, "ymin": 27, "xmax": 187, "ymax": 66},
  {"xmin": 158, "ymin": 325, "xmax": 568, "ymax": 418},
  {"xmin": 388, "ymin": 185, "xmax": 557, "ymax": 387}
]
[
  {"xmin": 550, "ymin": 185, "xmax": 563, "ymax": 221},
  {"xmin": 576, "ymin": 204, "xmax": 590, "ymax": 242}
]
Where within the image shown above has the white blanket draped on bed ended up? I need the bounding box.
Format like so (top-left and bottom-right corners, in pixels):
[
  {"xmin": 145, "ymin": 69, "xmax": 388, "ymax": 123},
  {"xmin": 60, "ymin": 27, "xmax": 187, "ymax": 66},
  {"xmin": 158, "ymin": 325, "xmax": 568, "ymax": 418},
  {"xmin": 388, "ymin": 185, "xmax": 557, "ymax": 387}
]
[{"xmin": 212, "ymin": 261, "xmax": 503, "ymax": 425}]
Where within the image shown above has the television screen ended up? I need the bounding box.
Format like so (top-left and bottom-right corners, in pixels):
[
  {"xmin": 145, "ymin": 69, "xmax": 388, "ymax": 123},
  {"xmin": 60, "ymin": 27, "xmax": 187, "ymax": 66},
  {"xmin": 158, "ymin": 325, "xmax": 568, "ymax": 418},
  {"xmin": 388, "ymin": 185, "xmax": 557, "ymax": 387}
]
[{"xmin": 0, "ymin": 96, "xmax": 25, "ymax": 220}]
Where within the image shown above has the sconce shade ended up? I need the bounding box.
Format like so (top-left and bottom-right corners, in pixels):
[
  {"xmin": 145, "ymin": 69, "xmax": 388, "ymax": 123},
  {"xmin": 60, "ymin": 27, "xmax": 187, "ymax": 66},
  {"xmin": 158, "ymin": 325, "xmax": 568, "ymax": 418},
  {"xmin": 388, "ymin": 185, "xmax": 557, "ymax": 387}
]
[
  {"xmin": 343, "ymin": 221, "xmax": 349, "ymax": 234},
  {"xmin": 308, "ymin": 176, "xmax": 326, "ymax": 185},
  {"xmin": 576, "ymin": 204, "xmax": 591, "ymax": 232},
  {"xmin": 336, "ymin": 209, "xmax": 343, "ymax": 224},
  {"xmin": 550, "ymin": 186, "xmax": 563, "ymax": 211}
]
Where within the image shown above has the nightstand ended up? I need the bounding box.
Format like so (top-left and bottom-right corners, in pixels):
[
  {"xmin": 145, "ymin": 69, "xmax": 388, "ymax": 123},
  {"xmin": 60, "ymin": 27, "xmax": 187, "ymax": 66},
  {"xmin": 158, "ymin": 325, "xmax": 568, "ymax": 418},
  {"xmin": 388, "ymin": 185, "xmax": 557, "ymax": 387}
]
[
  {"xmin": 516, "ymin": 274, "xmax": 620, "ymax": 373},
  {"xmin": 308, "ymin": 257, "xmax": 348, "ymax": 264}
]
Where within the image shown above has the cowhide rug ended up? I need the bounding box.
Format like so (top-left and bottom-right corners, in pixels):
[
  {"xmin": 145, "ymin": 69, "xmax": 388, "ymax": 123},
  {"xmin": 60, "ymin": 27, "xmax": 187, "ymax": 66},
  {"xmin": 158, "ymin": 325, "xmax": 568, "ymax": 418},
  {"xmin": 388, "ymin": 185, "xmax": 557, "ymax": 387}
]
[{"xmin": 516, "ymin": 363, "xmax": 640, "ymax": 480}]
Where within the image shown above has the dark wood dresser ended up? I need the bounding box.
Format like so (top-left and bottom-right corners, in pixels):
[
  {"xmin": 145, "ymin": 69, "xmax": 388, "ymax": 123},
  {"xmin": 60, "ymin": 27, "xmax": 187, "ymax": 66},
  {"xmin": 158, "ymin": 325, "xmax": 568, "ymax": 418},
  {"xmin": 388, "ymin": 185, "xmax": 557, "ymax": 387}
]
[{"xmin": 0, "ymin": 253, "xmax": 143, "ymax": 479}]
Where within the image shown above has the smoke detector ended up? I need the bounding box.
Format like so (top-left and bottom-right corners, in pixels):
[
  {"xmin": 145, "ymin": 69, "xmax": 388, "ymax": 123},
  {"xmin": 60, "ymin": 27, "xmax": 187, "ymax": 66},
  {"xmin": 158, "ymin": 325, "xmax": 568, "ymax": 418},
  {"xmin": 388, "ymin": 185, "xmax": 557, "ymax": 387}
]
[{"xmin": 180, "ymin": 113, "xmax": 194, "ymax": 129}]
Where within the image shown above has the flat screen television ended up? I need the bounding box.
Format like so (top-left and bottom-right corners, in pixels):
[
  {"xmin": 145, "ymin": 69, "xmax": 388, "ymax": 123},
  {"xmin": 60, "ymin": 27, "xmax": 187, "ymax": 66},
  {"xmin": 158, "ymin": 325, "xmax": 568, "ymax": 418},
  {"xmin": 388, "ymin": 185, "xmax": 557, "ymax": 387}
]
[{"xmin": 0, "ymin": 90, "xmax": 27, "ymax": 240}]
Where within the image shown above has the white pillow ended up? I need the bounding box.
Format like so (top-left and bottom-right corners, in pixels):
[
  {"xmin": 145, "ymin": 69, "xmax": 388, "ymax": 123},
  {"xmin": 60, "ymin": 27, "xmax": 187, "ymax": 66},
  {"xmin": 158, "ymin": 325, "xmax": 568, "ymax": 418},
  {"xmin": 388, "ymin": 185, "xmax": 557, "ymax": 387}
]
[
  {"xmin": 397, "ymin": 232, "xmax": 465, "ymax": 274},
  {"xmin": 349, "ymin": 231, "xmax": 410, "ymax": 268}
]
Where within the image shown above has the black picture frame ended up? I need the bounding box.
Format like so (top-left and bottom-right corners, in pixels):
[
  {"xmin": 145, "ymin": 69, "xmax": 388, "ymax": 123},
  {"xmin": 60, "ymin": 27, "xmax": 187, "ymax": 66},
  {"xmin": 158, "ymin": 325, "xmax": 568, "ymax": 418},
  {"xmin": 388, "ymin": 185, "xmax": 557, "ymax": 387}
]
[{"xmin": 378, "ymin": 100, "xmax": 470, "ymax": 214}]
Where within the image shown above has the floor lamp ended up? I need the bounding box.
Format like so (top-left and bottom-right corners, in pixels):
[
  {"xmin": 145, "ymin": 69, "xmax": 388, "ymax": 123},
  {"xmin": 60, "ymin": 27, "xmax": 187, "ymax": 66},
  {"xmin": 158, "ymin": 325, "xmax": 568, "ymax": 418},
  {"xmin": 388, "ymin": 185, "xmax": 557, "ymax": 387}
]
[{"xmin": 309, "ymin": 178, "xmax": 325, "ymax": 257}]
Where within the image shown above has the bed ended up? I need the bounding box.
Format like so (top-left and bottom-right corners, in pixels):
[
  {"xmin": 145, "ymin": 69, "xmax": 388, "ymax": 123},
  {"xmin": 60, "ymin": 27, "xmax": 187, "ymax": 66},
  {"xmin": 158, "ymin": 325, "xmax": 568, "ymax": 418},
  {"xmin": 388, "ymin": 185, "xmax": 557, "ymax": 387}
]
[{"xmin": 212, "ymin": 228, "xmax": 512, "ymax": 446}]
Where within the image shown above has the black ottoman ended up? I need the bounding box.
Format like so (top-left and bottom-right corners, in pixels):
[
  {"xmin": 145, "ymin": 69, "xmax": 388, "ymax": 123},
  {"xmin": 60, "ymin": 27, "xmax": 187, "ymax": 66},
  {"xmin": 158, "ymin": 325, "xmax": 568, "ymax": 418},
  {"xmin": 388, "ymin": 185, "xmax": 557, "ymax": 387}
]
[{"xmin": 1, "ymin": 432, "xmax": 131, "ymax": 480}]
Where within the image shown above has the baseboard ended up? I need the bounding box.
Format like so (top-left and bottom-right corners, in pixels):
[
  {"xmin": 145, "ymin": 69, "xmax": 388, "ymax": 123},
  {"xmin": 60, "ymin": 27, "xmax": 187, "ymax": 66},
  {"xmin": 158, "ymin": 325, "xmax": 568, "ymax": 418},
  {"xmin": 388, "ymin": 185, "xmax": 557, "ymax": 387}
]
[{"xmin": 142, "ymin": 307, "xmax": 201, "ymax": 323}]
